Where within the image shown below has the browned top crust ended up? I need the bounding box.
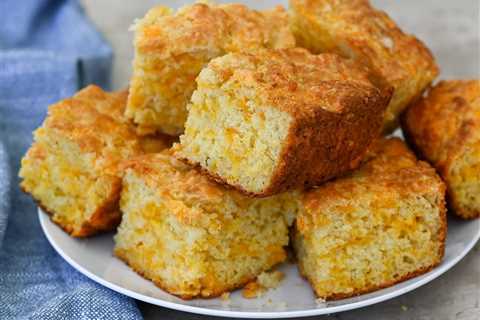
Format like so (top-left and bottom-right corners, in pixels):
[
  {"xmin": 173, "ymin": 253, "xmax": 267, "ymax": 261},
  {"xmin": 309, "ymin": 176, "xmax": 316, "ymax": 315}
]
[
  {"xmin": 402, "ymin": 80, "xmax": 480, "ymax": 172},
  {"xmin": 290, "ymin": 0, "xmax": 438, "ymax": 83},
  {"xmin": 36, "ymin": 85, "xmax": 168, "ymax": 175},
  {"xmin": 43, "ymin": 85, "xmax": 139, "ymax": 153},
  {"xmin": 121, "ymin": 150, "xmax": 230, "ymax": 206},
  {"xmin": 73, "ymin": 85, "xmax": 129, "ymax": 123},
  {"xmin": 299, "ymin": 138, "xmax": 446, "ymax": 231},
  {"xmin": 120, "ymin": 151, "xmax": 298, "ymax": 225},
  {"xmin": 135, "ymin": 2, "xmax": 295, "ymax": 57},
  {"xmin": 202, "ymin": 48, "xmax": 392, "ymax": 120},
  {"xmin": 289, "ymin": 0, "xmax": 439, "ymax": 132}
]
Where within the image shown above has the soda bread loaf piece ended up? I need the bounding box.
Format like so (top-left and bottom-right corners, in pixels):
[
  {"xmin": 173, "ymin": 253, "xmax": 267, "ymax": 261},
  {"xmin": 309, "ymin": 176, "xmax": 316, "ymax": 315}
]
[
  {"xmin": 114, "ymin": 151, "xmax": 298, "ymax": 299},
  {"xmin": 126, "ymin": 1, "xmax": 295, "ymax": 136},
  {"xmin": 19, "ymin": 85, "xmax": 170, "ymax": 237},
  {"xmin": 402, "ymin": 80, "xmax": 480, "ymax": 219},
  {"xmin": 289, "ymin": 0, "xmax": 439, "ymax": 133},
  {"xmin": 174, "ymin": 48, "xmax": 392, "ymax": 196},
  {"xmin": 293, "ymin": 138, "xmax": 446, "ymax": 300}
]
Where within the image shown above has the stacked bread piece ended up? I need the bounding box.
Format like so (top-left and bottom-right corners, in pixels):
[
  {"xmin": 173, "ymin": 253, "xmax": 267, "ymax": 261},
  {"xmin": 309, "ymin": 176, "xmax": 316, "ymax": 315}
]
[
  {"xmin": 174, "ymin": 48, "xmax": 391, "ymax": 196},
  {"xmin": 19, "ymin": 0, "xmax": 478, "ymax": 301}
]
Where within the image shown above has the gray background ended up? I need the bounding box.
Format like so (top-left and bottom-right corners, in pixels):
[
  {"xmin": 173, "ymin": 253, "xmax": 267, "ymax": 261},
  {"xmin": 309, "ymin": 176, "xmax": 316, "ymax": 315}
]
[{"xmin": 80, "ymin": 1, "xmax": 479, "ymax": 319}]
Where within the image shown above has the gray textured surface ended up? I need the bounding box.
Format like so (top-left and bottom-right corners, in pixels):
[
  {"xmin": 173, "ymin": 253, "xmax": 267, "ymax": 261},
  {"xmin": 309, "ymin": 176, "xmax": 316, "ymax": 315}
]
[{"xmin": 81, "ymin": 1, "xmax": 480, "ymax": 319}]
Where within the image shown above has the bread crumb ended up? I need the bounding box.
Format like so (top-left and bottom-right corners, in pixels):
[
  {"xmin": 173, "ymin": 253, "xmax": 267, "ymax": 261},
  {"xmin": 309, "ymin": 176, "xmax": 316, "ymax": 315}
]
[
  {"xmin": 401, "ymin": 305, "xmax": 408, "ymax": 311},
  {"xmin": 220, "ymin": 292, "xmax": 230, "ymax": 301},
  {"xmin": 257, "ymin": 270, "xmax": 285, "ymax": 289},
  {"xmin": 315, "ymin": 298, "xmax": 327, "ymax": 307},
  {"xmin": 242, "ymin": 281, "xmax": 263, "ymax": 299},
  {"xmin": 242, "ymin": 270, "xmax": 284, "ymax": 299}
]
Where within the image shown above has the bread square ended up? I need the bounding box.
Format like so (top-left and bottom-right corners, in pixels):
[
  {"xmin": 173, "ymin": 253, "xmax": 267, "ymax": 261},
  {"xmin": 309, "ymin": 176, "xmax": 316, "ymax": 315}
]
[
  {"xmin": 174, "ymin": 48, "xmax": 392, "ymax": 196},
  {"xmin": 289, "ymin": 0, "xmax": 439, "ymax": 133},
  {"xmin": 402, "ymin": 80, "xmax": 480, "ymax": 219},
  {"xmin": 19, "ymin": 85, "xmax": 170, "ymax": 237},
  {"xmin": 293, "ymin": 138, "xmax": 446, "ymax": 300},
  {"xmin": 126, "ymin": 1, "xmax": 295, "ymax": 136},
  {"xmin": 114, "ymin": 151, "xmax": 298, "ymax": 299}
]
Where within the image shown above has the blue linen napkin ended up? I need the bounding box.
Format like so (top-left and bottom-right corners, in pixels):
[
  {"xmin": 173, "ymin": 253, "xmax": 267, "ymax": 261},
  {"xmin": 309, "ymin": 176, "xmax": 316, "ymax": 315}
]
[{"xmin": 0, "ymin": 1, "xmax": 142, "ymax": 319}]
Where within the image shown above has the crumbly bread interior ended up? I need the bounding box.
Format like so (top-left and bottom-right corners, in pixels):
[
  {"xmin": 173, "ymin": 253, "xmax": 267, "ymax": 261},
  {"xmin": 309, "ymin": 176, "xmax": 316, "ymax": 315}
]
[
  {"xmin": 448, "ymin": 134, "xmax": 480, "ymax": 219},
  {"xmin": 114, "ymin": 153, "xmax": 297, "ymax": 299},
  {"xmin": 294, "ymin": 191, "xmax": 444, "ymax": 299},
  {"xmin": 127, "ymin": 42, "xmax": 218, "ymax": 136},
  {"xmin": 242, "ymin": 270, "xmax": 285, "ymax": 298},
  {"xmin": 20, "ymin": 130, "xmax": 120, "ymax": 236},
  {"xmin": 177, "ymin": 73, "xmax": 292, "ymax": 194}
]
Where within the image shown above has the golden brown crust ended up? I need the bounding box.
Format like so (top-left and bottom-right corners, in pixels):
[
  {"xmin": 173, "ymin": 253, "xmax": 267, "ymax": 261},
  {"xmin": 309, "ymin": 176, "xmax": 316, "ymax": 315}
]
[
  {"xmin": 24, "ymin": 84, "xmax": 172, "ymax": 170},
  {"xmin": 41, "ymin": 85, "xmax": 144, "ymax": 175},
  {"xmin": 115, "ymin": 249, "xmax": 259, "ymax": 300},
  {"xmin": 120, "ymin": 151, "xmax": 299, "ymax": 206},
  {"xmin": 206, "ymin": 49, "xmax": 392, "ymax": 117},
  {"xmin": 178, "ymin": 49, "xmax": 392, "ymax": 196},
  {"xmin": 267, "ymin": 78, "xmax": 391, "ymax": 195},
  {"xmin": 120, "ymin": 151, "xmax": 236, "ymax": 205},
  {"xmin": 402, "ymin": 80, "xmax": 480, "ymax": 219},
  {"xmin": 135, "ymin": 3, "xmax": 295, "ymax": 57},
  {"xmin": 42, "ymin": 85, "xmax": 171, "ymax": 170},
  {"xmin": 74, "ymin": 85, "xmax": 130, "ymax": 124},
  {"xmin": 289, "ymin": 0, "xmax": 439, "ymax": 133},
  {"xmin": 402, "ymin": 80, "xmax": 480, "ymax": 169}
]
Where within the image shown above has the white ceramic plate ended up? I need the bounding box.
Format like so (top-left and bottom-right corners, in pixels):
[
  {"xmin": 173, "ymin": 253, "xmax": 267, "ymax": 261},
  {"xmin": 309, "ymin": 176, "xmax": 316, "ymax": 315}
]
[{"xmin": 39, "ymin": 208, "xmax": 479, "ymax": 318}]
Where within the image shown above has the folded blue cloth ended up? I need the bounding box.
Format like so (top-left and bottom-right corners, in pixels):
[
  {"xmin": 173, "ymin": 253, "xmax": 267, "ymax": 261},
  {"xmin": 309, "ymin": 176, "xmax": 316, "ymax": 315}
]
[{"xmin": 0, "ymin": 1, "xmax": 142, "ymax": 319}]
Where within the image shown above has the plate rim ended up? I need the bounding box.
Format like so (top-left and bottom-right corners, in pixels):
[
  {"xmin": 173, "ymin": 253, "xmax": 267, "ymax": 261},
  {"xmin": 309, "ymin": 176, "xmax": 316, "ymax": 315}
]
[{"xmin": 39, "ymin": 209, "xmax": 480, "ymax": 319}]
